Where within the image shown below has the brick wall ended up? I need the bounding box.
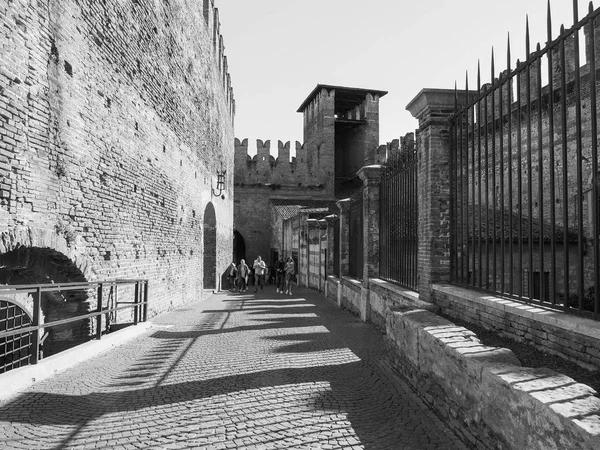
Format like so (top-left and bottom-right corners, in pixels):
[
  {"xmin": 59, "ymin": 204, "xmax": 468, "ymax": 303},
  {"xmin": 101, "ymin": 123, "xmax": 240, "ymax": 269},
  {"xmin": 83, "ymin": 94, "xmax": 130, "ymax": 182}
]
[{"xmin": 1, "ymin": 0, "xmax": 234, "ymax": 319}]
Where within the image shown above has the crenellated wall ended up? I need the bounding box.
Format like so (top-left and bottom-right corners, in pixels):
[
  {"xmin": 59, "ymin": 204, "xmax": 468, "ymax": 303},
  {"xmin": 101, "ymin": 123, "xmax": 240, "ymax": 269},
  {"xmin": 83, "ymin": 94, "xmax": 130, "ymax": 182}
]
[{"xmin": 234, "ymin": 138, "xmax": 333, "ymax": 193}]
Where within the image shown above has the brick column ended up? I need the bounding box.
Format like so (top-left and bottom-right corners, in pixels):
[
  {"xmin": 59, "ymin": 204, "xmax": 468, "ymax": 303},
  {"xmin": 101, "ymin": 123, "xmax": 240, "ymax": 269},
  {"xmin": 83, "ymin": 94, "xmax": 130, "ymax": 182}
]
[
  {"xmin": 324, "ymin": 214, "xmax": 338, "ymax": 276},
  {"xmin": 406, "ymin": 89, "xmax": 455, "ymax": 303},
  {"xmin": 336, "ymin": 198, "xmax": 351, "ymax": 308},
  {"xmin": 357, "ymin": 165, "xmax": 383, "ymax": 282},
  {"xmin": 318, "ymin": 218, "xmax": 327, "ymax": 292},
  {"xmin": 306, "ymin": 218, "xmax": 318, "ymax": 289}
]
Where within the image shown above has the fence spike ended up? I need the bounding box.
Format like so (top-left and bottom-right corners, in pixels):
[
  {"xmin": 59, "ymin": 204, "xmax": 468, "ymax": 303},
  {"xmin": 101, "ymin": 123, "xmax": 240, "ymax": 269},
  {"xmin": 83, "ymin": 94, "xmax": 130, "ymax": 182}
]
[
  {"xmin": 491, "ymin": 47, "xmax": 495, "ymax": 84},
  {"xmin": 507, "ymin": 33, "xmax": 512, "ymax": 71},
  {"xmin": 465, "ymin": 70, "xmax": 469, "ymax": 104},
  {"xmin": 477, "ymin": 60, "xmax": 481, "ymax": 93},
  {"xmin": 573, "ymin": 0, "xmax": 579, "ymax": 24},
  {"xmin": 547, "ymin": 0, "xmax": 553, "ymax": 43},
  {"xmin": 526, "ymin": 15, "xmax": 531, "ymax": 57},
  {"xmin": 591, "ymin": 2, "xmax": 595, "ymax": 15}
]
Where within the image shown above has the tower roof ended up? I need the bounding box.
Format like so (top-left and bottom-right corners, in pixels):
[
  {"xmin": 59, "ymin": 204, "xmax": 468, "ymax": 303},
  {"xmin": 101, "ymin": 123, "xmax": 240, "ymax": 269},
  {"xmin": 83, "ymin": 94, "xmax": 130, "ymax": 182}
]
[{"xmin": 296, "ymin": 84, "xmax": 388, "ymax": 113}]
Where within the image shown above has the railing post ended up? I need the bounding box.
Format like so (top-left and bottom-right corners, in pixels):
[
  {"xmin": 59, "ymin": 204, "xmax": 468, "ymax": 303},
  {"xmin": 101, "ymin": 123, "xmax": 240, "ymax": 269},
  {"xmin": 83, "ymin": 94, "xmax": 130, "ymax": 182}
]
[
  {"xmin": 406, "ymin": 89, "xmax": 456, "ymax": 303},
  {"xmin": 96, "ymin": 283, "xmax": 103, "ymax": 340},
  {"xmin": 143, "ymin": 281, "xmax": 149, "ymax": 322},
  {"xmin": 31, "ymin": 286, "xmax": 42, "ymax": 364},
  {"xmin": 133, "ymin": 281, "xmax": 139, "ymax": 325},
  {"xmin": 306, "ymin": 219, "xmax": 318, "ymax": 289},
  {"xmin": 318, "ymin": 218, "xmax": 328, "ymax": 292}
]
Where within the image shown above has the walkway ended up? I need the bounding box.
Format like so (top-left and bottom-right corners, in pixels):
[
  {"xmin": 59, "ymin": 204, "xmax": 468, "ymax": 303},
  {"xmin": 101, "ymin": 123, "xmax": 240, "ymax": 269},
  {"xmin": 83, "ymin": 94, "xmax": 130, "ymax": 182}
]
[{"xmin": 0, "ymin": 286, "xmax": 467, "ymax": 449}]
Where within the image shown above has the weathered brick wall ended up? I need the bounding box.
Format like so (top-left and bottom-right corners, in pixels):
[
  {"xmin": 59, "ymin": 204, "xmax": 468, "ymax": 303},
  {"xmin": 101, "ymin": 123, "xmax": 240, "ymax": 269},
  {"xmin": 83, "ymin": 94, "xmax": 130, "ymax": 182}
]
[{"xmin": 1, "ymin": 0, "xmax": 234, "ymax": 318}]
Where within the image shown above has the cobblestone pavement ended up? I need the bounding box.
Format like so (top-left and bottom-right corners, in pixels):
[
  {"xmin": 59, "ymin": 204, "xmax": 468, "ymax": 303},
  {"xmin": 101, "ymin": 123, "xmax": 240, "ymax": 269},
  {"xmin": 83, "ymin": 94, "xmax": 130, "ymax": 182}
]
[{"xmin": 0, "ymin": 287, "xmax": 468, "ymax": 450}]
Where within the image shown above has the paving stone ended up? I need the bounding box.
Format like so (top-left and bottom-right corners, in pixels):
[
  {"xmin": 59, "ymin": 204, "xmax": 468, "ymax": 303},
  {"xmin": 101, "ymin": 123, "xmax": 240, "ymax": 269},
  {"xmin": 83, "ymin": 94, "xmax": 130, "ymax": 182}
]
[{"xmin": 0, "ymin": 287, "xmax": 468, "ymax": 449}]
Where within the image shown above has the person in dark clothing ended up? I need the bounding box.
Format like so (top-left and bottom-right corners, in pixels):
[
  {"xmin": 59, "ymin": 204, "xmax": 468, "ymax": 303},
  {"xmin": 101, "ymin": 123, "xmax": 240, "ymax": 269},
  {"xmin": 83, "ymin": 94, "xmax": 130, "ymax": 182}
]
[{"xmin": 274, "ymin": 256, "xmax": 285, "ymax": 293}]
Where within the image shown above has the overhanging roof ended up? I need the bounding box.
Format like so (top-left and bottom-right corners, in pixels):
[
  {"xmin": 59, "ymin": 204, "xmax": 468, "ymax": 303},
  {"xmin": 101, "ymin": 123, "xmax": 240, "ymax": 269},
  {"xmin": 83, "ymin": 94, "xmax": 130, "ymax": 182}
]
[{"xmin": 297, "ymin": 84, "xmax": 388, "ymax": 113}]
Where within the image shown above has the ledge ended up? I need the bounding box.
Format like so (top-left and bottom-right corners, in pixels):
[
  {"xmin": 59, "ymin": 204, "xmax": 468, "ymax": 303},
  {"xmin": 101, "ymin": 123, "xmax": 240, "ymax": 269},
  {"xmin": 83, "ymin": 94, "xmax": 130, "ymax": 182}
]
[{"xmin": 434, "ymin": 284, "xmax": 600, "ymax": 342}]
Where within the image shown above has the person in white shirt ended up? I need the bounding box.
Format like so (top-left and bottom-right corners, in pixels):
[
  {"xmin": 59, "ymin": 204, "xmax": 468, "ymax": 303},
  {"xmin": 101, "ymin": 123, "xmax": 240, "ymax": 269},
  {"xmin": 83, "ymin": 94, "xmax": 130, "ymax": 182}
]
[{"xmin": 253, "ymin": 256, "xmax": 267, "ymax": 292}]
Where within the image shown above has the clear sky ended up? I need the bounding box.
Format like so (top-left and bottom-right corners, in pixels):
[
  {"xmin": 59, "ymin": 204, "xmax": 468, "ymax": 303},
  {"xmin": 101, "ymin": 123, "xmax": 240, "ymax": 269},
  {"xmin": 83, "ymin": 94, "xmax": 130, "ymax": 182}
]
[{"xmin": 217, "ymin": 0, "xmax": 589, "ymax": 152}]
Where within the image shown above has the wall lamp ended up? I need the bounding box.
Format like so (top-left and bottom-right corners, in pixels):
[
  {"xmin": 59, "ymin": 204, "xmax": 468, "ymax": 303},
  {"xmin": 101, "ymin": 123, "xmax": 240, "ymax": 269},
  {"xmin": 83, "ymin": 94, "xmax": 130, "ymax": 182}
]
[{"xmin": 211, "ymin": 166, "xmax": 227, "ymax": 199}]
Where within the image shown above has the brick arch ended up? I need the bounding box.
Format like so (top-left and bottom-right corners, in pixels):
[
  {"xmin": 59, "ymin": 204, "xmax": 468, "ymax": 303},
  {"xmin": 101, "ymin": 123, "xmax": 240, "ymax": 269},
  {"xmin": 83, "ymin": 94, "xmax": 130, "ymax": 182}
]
[
  {"xmin": 203, "ymin": 202, "xmax": 217, "ymax": 290},
  {"xmin": 0, "ymin": 243, "xmax": 93, "ymax": 357}
]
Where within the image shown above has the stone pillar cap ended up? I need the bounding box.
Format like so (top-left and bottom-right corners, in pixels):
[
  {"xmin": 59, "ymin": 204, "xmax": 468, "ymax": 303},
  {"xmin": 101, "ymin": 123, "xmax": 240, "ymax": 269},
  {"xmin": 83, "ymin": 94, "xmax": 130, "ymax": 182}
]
[
  {"xmin": 306, "ymin": 218, "xmax": 319, "ymax": 227},
  {"xmin": 336, "ymin": 198, "xmax": 352, "ymax": 212},
  {"xmin": 357, "ymin": 165, "xmax": 383, "ymax": 183}
]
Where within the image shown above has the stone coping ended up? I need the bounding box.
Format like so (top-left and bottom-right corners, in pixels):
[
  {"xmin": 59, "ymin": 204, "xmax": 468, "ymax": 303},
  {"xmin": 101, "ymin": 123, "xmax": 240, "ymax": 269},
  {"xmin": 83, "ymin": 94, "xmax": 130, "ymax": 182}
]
[
  {"xmin": 386, "ymin": 307, "xmax": 600, "ymax": 449},
  {"xmin": 433, "ymin": 284, "xmax": 600, "ymax": 341}
]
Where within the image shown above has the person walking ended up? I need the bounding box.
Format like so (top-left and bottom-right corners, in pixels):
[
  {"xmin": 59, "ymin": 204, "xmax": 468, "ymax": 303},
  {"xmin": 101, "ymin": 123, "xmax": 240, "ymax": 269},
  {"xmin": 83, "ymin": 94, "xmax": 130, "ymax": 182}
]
[
  {"xmin": 274, "ymin": 255, "xmax": 285, "ymax": 293},
  {"xmin": 227, "ymin": 260, "xmax": 237, "ymax": 291},
  {"xmin": 284, "ymin": 256, "xmax": 295, "ymax": 295},
  {"xmin": 237, "ymin": 259, "xmax": 249, "ymax": 293},
  {"xmin": 253, "ymin": 255, "xmax": 266, "ymax": 292}
]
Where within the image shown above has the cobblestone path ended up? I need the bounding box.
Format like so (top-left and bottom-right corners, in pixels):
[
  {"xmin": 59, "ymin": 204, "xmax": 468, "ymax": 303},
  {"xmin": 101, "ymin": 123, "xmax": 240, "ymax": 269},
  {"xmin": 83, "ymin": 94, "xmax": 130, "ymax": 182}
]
[{"xmin": 0, "ymin": 287, "xmax": 468, "ymax": 449}]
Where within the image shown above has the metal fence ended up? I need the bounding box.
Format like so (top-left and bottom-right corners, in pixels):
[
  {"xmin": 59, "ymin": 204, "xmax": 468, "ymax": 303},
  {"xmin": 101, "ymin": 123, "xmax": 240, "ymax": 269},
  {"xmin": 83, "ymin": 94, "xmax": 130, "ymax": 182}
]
[
  {"xmin": 379, "ymin": 141, "xmax": 419, "ymax": 290},
  {"xmin": 450, "ymin": 0, "xmax": 600, "ymax": 318},
  {"xmin": 0, "ymin": 279, "xmax": 149, "ymax": 373},
  {"xmin": 348, "ymin": 194, "xmax": 364, "ymax": 280}
]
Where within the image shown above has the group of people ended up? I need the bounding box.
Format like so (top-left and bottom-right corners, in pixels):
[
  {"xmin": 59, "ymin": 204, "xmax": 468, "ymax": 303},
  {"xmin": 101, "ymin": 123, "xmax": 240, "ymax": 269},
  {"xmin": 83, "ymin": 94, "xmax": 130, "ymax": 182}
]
[{"xmin": 227, "ymin": 255, "xmax": 296, "ymax": 295}]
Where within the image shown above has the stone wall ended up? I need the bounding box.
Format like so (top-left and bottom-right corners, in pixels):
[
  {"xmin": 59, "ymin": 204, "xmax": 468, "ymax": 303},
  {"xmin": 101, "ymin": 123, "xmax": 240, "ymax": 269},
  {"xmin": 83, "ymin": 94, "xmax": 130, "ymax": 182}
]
[
  {"xmin": 386, "ymin": 306, "xmax": 600, "ymax": 450},
  {"xmin": 1, "ymin": 0, "xmax": 234, "ymax": 319}
]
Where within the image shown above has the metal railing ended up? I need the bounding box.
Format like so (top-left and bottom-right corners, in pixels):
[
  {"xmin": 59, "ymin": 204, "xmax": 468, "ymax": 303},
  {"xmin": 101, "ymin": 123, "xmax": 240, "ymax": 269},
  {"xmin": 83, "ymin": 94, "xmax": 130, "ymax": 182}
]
[
  {"xmin": 348, "ymin": 194, "xmax": 364, "ymax": 280},
  {"xmin": 0, "ymin": 279, "xmax": 149, "ymax": 373},
  {"xmin": 379, "ymin": 142, "xmax": 419, "ymax": 291},
  {"xmin": 450, "ymin": 0, "xmax": 599, "ymax": 318}
]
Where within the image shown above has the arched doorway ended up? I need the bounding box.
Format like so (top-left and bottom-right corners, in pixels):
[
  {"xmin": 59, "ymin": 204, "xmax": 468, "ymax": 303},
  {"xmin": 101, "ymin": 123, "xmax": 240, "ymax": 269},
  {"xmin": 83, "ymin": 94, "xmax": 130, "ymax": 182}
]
[
  {"xmin": 203, "ymin": 202, "xmax": 217, "ymax": 290},
  {"xmin": 0, "ymin": 246, "xmax": 91, "ymax": 357},
  {"xmin": 233, "ymin": 230, "xmax": 246, "ymax": 264}
]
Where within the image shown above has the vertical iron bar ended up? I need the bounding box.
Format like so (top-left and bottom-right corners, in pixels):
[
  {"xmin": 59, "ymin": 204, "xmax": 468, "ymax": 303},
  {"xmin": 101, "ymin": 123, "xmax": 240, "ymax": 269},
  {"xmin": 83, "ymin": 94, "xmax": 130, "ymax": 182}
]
[
  {"xmin": 517, "ymin": 59, "xmax": 524, "ymax": 298},
  {"xmin": 547, "ymin": 4, "xmax": 558, "ymax": 305},
  {"xmin": 471, "ymin": 76, "xmax": 477, "ymax": 286},
  {"xmin": 573, "ymin": 1, "xmax": 585, "ymax": 312},
  {"xmin": 460, "ymin": 108, "xmax": 466, "ymax": 284},
  {"xmin": 526, "ymin": 19, "xmax": 534, "ymax": 302},
  {"xmin": 536, "ymin": 42, "xmax": 545, "ymax": 302},
  {"xmin": 31, "ymin": 286, "xmax": 41, "ymax": 365},
  {"xmin": 96, "ymin": 283, "xmax": 103, "ymax": 340},
  {"xmin": 477, "ymin": 63, "xmax": 483, "ymax": 287},
  {"xmin": 491, "ymin": 51, "xmax": 497, "ymax": 292},
  {"xmin": 465, "ymin": 76, "xmax": 470, "ymax": 286},
  {"xmin": 499, "ymin": 64, "xmax": 505, "ymax": 294},
  {"xmin": 143, "ymin": 281, "xmax": 149, "ymax": 322},
  {"xmin": 507, "ymin": 36, "xmax": 515, "ymax": 296},
  {"xmin": 589, "ymin": 2, "xmax": 600, "ymax": 317},
  {"xmin": 484, "ymin": 79, "xmax": 490, "ymax": 289},
  {"xmin": 560, "ymin": 25, "xmax": 570, "ymax": 310},
  {"xmin": 134, "ymin": 281, "xmax": 139, "ymax": 325}
]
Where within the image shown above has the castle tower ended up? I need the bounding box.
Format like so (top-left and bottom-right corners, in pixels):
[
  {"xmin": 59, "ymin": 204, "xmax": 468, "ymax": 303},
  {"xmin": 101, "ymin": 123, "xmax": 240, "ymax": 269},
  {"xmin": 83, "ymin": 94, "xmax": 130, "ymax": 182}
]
[{"xmin": 297, "ymin": 84, "xmax": 387, "ymax": 198}]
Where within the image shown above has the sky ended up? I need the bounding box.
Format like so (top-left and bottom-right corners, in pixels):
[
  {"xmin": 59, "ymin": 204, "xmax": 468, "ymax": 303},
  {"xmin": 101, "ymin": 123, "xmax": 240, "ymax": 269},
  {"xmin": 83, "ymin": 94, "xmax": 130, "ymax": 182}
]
[{"xmin": 216, "ymin": 0, "xmax": 590, "ymax": 153}]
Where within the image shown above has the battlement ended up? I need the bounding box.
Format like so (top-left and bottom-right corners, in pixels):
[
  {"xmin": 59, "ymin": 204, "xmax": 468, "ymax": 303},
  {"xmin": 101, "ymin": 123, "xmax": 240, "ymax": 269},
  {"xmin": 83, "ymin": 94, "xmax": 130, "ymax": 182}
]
[
  {"xmin": 234, "ymin": 138, "xmax": 334, "ymax": 194},
  {"xmin": 204, "ymin": 1, "xmax": 235, "ymax": 115}
]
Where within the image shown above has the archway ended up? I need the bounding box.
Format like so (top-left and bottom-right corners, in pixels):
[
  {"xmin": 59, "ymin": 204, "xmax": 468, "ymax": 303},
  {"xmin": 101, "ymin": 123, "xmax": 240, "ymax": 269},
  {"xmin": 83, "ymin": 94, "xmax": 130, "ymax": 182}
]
[
  {"xmin": 0, "ymin": 246, "xmax": 91, "ymax": 357},
  {"xmin": 233, "ymin": 230, "xmax": 246, "ymax": 264},
  {"xmin": 203, "ymin": 202, "xmax": 217, "ymax": 290}
]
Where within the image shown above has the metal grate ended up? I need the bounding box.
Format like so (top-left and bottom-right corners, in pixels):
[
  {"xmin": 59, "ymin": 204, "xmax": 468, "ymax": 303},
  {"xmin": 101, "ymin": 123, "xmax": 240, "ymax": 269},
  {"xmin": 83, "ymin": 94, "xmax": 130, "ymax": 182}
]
[
  {"xmin": 379, "ymin": 141, "xmax": 419, "ymax": 291},
  {"xmin": 450, "ymin": 0, "xmax": 599, "ymax": 318}
]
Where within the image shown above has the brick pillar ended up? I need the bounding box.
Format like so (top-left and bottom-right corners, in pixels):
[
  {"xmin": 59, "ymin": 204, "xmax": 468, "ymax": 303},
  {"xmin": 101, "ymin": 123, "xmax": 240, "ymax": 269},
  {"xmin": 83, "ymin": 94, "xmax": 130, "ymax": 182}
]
[
  {"xmin": 306, "ymin": 218, "xmax": 318, "ymax": 289},
  {"xmin": 357, "ymin": 165, "xmax": 383, "ymax": 282},
  {"xmin": 324, "ymin": 214, "xmax": 338, "ymax": 276},
  {"xmin": 318, "ymin": 218, "xmax": 327, "ymax": 292},
  {"xmin": 336, "ymin": 198, "xmax": 351, "ymax": 308},
  {"xmin": 406, "ymin": 89, "xmax": 455, "ymax": 303}
]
